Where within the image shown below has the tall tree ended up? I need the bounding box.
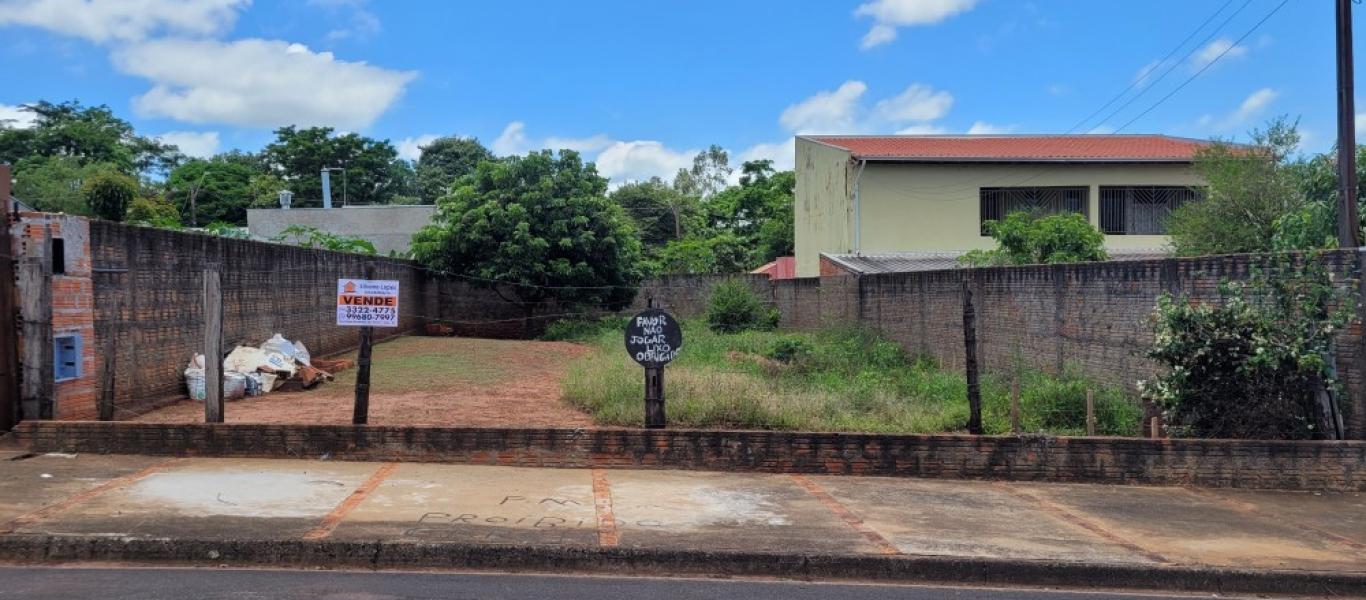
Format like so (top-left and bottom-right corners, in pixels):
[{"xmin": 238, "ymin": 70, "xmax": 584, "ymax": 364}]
[
  {"xmin": 82, "ymin": 169, "xmax": 137, "ymax": 222},
  {"xmin": 0, "ymin": 100, "xmax": 179, "ymax": 177},
  {"xmin": 672, "ymin": 144, "xmax": 732, "ymax": 199},
  {"xmin": 166, "ymin": 158, "xmax": 257, "ymax": 226},
  {"xmin": 610, "ymin": 178, "xmax": 701, "ymax": 245},
  {"xmin": 10, "ymin": 155, "xmax": 108, "ymax": 215},
  {"xmin": 412, "ymin": 150, "xmax": 642, "ymax": 310},
  {"xmin": 416, "ymin": 136, "xmax": 494, "ymax": 203},
  {"xmin": 261, "ymin": 126, "xmax": 408, "ymax": 207},
  {"xmin": 707, "ymin": 159, "xmax": 796, "ymax": 262}
]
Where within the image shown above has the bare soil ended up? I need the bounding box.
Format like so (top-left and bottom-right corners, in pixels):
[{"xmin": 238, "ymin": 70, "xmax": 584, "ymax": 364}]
[{"xmin": 133, "ymin": 336, "xmax": 599, "ymax": 428}]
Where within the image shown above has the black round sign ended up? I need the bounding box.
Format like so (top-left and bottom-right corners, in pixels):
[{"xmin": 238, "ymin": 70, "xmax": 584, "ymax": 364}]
[{"xmin": 625, "ymin": 309, "xmax": 683, "ymax": 366}]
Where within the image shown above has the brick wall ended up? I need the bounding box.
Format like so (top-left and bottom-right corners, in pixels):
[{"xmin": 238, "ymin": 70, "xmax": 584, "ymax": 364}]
[
  {"xmin": 10, "ymin": 421, "xmax": 1364, "ymax": 491},
  {"xmin": 771, "ymin": 250, "xmax": 1366, "ymax": 439},
  {"xmin": 82, "ymin": 221, "xmax": 573, "ymax": 418},
  {"xmin": 628, "ymin": 274, "xmax": 771, "ymax": 318}
]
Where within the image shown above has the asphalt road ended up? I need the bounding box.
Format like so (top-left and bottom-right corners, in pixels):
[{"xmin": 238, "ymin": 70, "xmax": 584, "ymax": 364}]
[{"xmin": 0, "ymin": 566, "xmax": 1220, "ymax": 600}]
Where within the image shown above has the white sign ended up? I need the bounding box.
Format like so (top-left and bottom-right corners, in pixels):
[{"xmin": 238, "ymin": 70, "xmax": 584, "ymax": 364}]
[{"xmin": 336, "ymin": 279, "xmax": 400, "ymax": 328}]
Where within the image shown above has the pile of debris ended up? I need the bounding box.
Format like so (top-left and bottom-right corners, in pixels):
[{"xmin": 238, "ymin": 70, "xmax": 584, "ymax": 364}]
[{"xmin": 185, "ymin": 334, "xmax": 335, "ymax": 401}]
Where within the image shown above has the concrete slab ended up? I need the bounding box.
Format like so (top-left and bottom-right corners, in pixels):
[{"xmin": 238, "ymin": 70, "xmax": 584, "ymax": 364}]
[
  {"xmin": 1208, "ymin": 489, "xmax": 1366, "ymax": 546},
  {"xmin": 812, "ymin": 475, "xmax": 1154, "ymax": 564},
  {"xmin": 12, "ymin": 458, "xmax": 378, "ymax": 541},
  {"xmin": 607, "ymin": 470, "xmax": 876, "ymax": 554},
  {"xmin": 330, "ymin": 464, "xmax": 598, "ymax": 547},
  {"xmin": 0, "ymin": 454, "xmax": 163, "ymax": 524},
  {"xmin": 1021, "ymin": 483, "xmax": 1366, "ymax": 571}
]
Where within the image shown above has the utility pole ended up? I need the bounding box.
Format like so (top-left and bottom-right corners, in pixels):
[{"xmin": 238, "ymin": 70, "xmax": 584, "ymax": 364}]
[{"xmin": 1337, "ymin": 0, "xmax": 1360, "ymax": 248}]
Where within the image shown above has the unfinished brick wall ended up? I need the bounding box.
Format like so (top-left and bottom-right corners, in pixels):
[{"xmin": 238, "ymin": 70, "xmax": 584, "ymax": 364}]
[
  {"xmin": 772, "ymin": 250, "xmax": 1366, "ymax": 439},
  {"xmin": 14, "ymin": 215, "xmax": 96, "ymax": 420}
]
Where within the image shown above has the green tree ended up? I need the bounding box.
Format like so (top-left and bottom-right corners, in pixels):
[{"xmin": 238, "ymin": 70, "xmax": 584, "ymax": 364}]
[
  {"xmin": 166, "ymin": 158, "xmax": 256, "ymax": 226},
  {"xmin": 0, "ymin": 100, "xmax": 179, "ymax": 177},
  {"xmin": 610, "ymin": 178, "xmax": 701, "ymax": 246},
  {"xmin": 648, "ymin": 232, "xmax": 753, "ymax": 275},
  {"xmin": 960, "ymin": 212, "xmax": 1107, "ymax": 266},
  {"xmin": 261, "ymin": 126, "xmax": 408, "ymax": 207},
  {"xmin": 673, "ymin": 144, "xmax": 731, "ymax": 199},
  {"xmin": 272, "ymin": 225, "xmax": 376, "ymax": 254},
  {"xmin": 247, "ymin": 172, "xmax": 290, "ymax": 208},
  {"xmin": 416, "ymin": 136, "xmax": 493, "ymax": 203},
  {"xmin": 412, "ymin": 150, "xmax": 643, "ymax": 309},
  {"xmin": 82, "ymin": 169, "xmax": 137, "ymax": 222},
  {"xmin": 708, "ymin": 160, "xmax": 795, "ymax": 262},
  {"xmin": 125, "ymin": 195, "xmax": 181, "ymax": 228},
  {"xmin": 10, "ymin": 155, "xmax": 110, "ymax": 215},
  {"xmin": 1167, "ymin": 117, "xmax": 1304, "ymax": 256}
]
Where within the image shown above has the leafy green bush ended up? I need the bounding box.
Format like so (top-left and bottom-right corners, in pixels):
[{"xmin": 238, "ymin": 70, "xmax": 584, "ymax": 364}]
[
  {"xmin": 273, "ymin": 224, "xmax": 376, "ymax": 255},
  {"xmin": 960, "ymin": 212, "xmax": 1107, "ymax": 267},
  {"xmin": 541, "ymin": 316, "xmax": 629, "ymax": 342},
  {"xmin": 764, "ymin": 336, "xmax": 813, "ymax": 366},
  {"xmin": 1142, "ymin": 254, "xmax": 1354, "ymax": 439},
  {"xmin": 706, "ymin": 280, "xmax": 779, "ymax": 334},
  {"xmin": 82, "ymin": 169, "xmax": 137, "ymax": 222}
]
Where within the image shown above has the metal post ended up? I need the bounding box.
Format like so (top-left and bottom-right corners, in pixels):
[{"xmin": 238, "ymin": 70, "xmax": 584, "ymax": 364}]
[
  {"xmin": 644, "ymin": 366, "xmax": 665, "ymax": 429},
  {"xmin": 353, "ymin": 262, "xmax": 375, "ymax": 425},
  {"xmin": 202, "ymin": 268, "xmax": 223, "ymax": 423},
  {"xmin": 1338, "ymin": 0, "xmax": 1360, "ymax": 248},
  {"xmin": 962, "ymin": 280, "xmax": 982, "ymax": 435}
]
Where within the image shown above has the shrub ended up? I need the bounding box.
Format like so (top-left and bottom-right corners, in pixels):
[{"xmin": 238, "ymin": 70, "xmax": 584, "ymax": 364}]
[
  {"xmin": 960, "ymin": 212, "xmax": 1106, "ymax": 267},
  {"xmin": 82, "ymin": 169, "xmax": 137, "ymax": 222},
  {"xmin": 1141, "ymin": 254, "xmax": 1354, "ymax": 439},
  {"xmin": 764, "ymin": 336, "xmax": 813, "ymax": 366},
  {"xmin": 706, "ymin": 280, "xmax": 779, "ymax": 334}
]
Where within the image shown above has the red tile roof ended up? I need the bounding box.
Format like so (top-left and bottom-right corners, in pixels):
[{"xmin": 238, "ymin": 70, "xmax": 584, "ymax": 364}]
[{"xmin": 804, "ymin": 135, "xmax": 1216, "ymax": 163}]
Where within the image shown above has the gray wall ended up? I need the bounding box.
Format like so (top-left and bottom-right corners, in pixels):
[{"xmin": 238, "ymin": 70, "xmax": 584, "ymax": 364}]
[{"xmin": 247, "ymin": 205, "xmax": 437, "ymax": 255}]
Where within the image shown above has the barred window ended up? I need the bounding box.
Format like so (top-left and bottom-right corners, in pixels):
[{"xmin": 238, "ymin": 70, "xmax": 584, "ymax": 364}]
[
  {"xmin": 1099, "ymin": 186, "xmax": 1203, "ymax": 235},
  {"xmin": 979, "ymin": 187, "xmax": 1089, "ymax": 235}
]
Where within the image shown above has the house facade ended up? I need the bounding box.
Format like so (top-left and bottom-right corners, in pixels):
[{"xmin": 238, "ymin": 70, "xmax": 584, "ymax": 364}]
[{"xmin": 793, "ymin": 135, "xmax": 1214, "ymax": 277}]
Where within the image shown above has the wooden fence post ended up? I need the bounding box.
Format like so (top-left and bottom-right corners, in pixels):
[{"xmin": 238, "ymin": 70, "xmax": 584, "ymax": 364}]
[
  {"xmin": 203, "ymin": 267, "xmax": 223, "ymax": 423},
  {"xmin": 962, "ymin": 279, "xmax": 982, "ymax": 435},
  {"xmin": 353, "ymin": 262, "xmax": 375, "ymax": 425},
  {"xmin": 1085, "ymin": 388, "xmax": 1096, "ymax": 436},
  {"xmin": 19, "ymin": 227, "xmax": 53, "ymax": 421},
  {"xmin": 0, "ymin": 164, "xmax": 19, "ymax": 430},
  {"xmin": 1010, "ymin": 373, "xmax": 1021, "ymax": 434}
]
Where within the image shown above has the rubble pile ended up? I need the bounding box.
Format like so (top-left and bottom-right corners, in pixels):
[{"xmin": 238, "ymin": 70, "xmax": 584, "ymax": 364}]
[{"xmin": 185, "ymin": 333, "xmax": 335, "ymax": 401}]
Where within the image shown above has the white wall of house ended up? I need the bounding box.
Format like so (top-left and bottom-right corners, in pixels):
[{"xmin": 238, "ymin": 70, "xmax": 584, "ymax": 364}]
[{"xmin": 247, "ymin": 205, "xmax": 437, "ymax": 256}]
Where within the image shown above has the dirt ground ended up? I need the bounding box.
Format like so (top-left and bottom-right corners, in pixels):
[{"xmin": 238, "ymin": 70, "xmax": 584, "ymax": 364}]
[{"xmin": 133, "ymin": 336, "xmax": 599, "ymax": 428}]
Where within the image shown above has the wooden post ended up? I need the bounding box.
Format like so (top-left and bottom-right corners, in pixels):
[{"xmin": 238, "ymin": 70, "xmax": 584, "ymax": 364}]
[
  {"xmin": 1009, "ymin": 373, "xmax": 1021, "ymax": 434},
  {"xmin": 1085, "ymin": 389, "xmax": 1096, "ymax": 436},
  {"xmin": 19, "ymin": 227, "xmax": 53, "ymax": 421},
  {"xmin": 644, "ymin": 366, "xmax": 665, "ymax": 429},
  {"xmin": 1150, "ymin": 416, "xmax": 1162, "ymax": 439},
  {"xmin": 202, "ymin": 268, "xmax": 223, "ymax": 423},
  {"xmin": 97, "ymin": 293, "xmax": 120, "ymax": 421},
  {"xmin": 353, "ymin": 262, "xmax": 375, "ymax": 425},
  {"xmin": 961, "ymin": 280, "xmax": 982, "ymax": 435}
]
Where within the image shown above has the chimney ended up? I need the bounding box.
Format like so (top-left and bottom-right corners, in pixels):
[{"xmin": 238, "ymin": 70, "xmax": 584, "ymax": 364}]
[{"xmin": 321, "ymin": 169, "xmax": 333, "ymax": 209}]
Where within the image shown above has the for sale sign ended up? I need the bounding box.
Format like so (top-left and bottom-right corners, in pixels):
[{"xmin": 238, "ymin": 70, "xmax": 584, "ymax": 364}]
[{"xmin": 337, "ymin": 279, "xmax": 400, "ymax": 327}]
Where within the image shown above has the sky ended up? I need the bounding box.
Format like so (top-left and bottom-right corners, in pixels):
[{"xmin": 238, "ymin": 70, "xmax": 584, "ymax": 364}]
[{"xmin": 0, "ymin": 0, "xmax": 1355, "ymax": 184}]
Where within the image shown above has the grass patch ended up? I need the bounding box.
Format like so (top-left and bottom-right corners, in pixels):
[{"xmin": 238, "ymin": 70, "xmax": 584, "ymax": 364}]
[
  {"xmin": 325, "ymin": 336, "xmax": 512, "ymax": 394},
  {"xmin": 562, "ymin": 321, "xmax": 1142, "ymax": 435}
]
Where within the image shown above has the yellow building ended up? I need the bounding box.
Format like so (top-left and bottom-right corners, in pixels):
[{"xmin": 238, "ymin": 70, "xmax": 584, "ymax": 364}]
[{"xmin": 793, "ymin": 135, "xmax": 1214, "ymax": 277}]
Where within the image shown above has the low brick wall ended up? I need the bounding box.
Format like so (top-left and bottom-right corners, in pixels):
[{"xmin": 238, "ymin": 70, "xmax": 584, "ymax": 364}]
[{"xmin": 10, "ymin": 422, "xmax": 1364, "ymax": 491}]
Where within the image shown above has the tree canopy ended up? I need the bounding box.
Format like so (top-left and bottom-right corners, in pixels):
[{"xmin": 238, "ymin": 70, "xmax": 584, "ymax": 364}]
[
  {"xmin": 261, "ymin": 126, "xmax": 414, "ymax": 207},
  {"xmin": 412, "ymin": 150, "xmax": 643, "ymax": 309},
  {"xmin": 416, "ymin": 136, "xmax": 493, "ymax": 203}
]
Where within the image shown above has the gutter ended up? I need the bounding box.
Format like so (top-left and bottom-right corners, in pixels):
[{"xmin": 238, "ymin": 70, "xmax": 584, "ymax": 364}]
[{"xmin": 852, "ymin": 159, "xmax": 867, "ymax": 255}]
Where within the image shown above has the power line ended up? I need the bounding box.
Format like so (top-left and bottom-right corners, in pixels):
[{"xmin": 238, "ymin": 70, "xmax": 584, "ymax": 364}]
[{"xmin": 1064, "ymin": 0, "xmax": 1239, "ymax": 134}]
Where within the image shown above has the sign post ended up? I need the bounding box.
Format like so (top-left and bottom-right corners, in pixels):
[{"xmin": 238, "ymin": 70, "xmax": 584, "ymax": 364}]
[
  {"xmin": 624, "ymin": 308, "xmax": 682, "ymax": 429},
  {"xmin": 337, "ymin": 266, "xmax": 399, "ymax": 425}
]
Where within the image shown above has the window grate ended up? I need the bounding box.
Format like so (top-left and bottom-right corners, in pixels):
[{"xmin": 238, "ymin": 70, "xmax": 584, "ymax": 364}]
[
  {"xmin": 979, "ymin": 187, "xmax": 1089, "ymax": 235},
  {"xmin": 1099, "ymin": 186, "xmax": 1203, "ymax": 235},
  {"xmin": 55, "ymin": 334, "xmax": 81, "ymax": 381}
]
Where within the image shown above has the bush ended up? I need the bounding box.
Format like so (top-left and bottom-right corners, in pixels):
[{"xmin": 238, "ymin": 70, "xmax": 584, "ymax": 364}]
[
  {"xmin": 764, "ymin": 336, "xmax": 813, "ymax": 366},
  {"xmin": 1141, "ymin": 254, "xmax": 1354, "ymax": 439},
  {"xmin": 706, "ymin": 280, "xmax": 779, "ymax": 334},
  {"xmin": 960, "ymin": 212, "xmax": 1107, "ymax": 267},
  {"xmin": 82, "ymin": 169, "xmax": 137, "ymax": 222}
]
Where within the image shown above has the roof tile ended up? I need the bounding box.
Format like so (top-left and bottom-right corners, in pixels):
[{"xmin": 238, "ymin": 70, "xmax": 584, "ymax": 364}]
[{"xmin": 806, "ymin": 135, "xmax": 1215, "ymax": 162}]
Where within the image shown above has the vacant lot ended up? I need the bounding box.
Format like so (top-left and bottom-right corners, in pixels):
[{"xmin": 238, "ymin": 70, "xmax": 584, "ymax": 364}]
[
  {"xmin": 562, "ymin": 320, "xmax": 1142, "ymax": 435},
  {"xmin": 134, "ymin": 336, "xmax": 596, "ymax": 428}
]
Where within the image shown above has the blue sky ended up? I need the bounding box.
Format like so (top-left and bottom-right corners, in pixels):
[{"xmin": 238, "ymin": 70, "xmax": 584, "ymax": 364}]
[{"xmin": 0, "ymin": 0, "xmax": 1353, "ymax": 183}]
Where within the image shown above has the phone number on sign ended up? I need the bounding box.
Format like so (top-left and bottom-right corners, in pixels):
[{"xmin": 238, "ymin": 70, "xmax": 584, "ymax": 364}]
[{"xmin": 340, "ymin": 306, "xmax": 396, "ymax": 321}]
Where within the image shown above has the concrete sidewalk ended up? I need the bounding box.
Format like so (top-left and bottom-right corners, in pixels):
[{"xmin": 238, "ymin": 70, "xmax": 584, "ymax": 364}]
[{"xmin": 0, "ymin": 452, "xmax": 1362, "ymax": 595}]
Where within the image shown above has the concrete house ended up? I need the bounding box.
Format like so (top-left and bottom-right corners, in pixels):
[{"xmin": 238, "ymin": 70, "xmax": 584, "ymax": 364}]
[{"xmin": 793, "ymin": 135, "xmax": 1216, "ymax": 277}]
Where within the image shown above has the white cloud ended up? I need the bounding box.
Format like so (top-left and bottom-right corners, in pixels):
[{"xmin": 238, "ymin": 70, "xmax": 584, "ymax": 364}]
[
  {"xmin": 1201, "ymin": 87, "xmax": 1279, "ymax": 131},
  {"xmin": 895, "ymin": 124, "xmax": 949, "ymax": 135},
  {"xmin": 1190, "ymin": 38, "xmax": 1247, "ymax": 72},
  {"xmin": 594, "ymin": 140, "xmax": 694, "ymax": 184},
  {"xmin": 397, "ymin": 134, "xmax": 439, "ymax": 162},
  {"xmin": 0, "ymin": 103, "xmax": 36, "ymax": 128},
  {"xmin": 873, "ymin": 84, "xmax": 953, "ymax": 122},
  {"xmin": 311, "ymin": 0, "xmax": 381, "ymax": 42},
  {"xmin": 966, "ymin": 121, "xmax": 1014, "ymax": 135},
  {"xmin": 854, "ymin": 0, "xmax": 978, "ymax": 49},
  {"xmin": 1045, "ymin": 84, "xmax": 1070, "ymax": 96},
  {"xmin": 736, "ymin": 138, "xmax": 796, "ymax": 172},
  {"xmin": 1133, "ymin": 59, "xmax": 1161, "ymax": 87},
  {"xmin": 0, "ymin": 0, "xmax": 247, "ymax": 43},
  {"xmin": 157, "ymin": 131, "xmax": 220, "ymax": 158},
  {"xmin": 491, "ymin": 121, "xmax": 613, "ymax": 157},
  {"xmin": 111, "ymin": 38, "xmax": 416, "ymax": 130},
  {"xmin": 778, "ymin": 80, "xmax": 868, "ymax": 134}
]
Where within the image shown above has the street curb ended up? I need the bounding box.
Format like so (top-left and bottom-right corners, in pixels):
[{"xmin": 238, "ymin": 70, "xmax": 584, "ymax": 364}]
[{"xmin": 0, "ymin": 535, "xmax": 1362, "ymax": 596}]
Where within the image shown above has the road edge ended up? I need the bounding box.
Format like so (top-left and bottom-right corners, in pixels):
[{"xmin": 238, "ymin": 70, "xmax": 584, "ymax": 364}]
[{"xmin": 0, "ymin": 535, "xmax": 1361, "ymax": 596}]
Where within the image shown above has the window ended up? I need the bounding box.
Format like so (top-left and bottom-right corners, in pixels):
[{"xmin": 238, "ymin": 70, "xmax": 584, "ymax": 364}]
[
  {"xmin": 51, "ymin": 238, "xmax": 65, "ymax": 275},
  {"xmin": 55, "ymin": 334, "xmax": 81, "ymax": 381},
  {"xmin": 979, "ymin": 186, "xmax": 1089, "ymax": 234},
  {"xmin": 1099, "ymin": 186, "xmax": 1203, "ymax": 235}
]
